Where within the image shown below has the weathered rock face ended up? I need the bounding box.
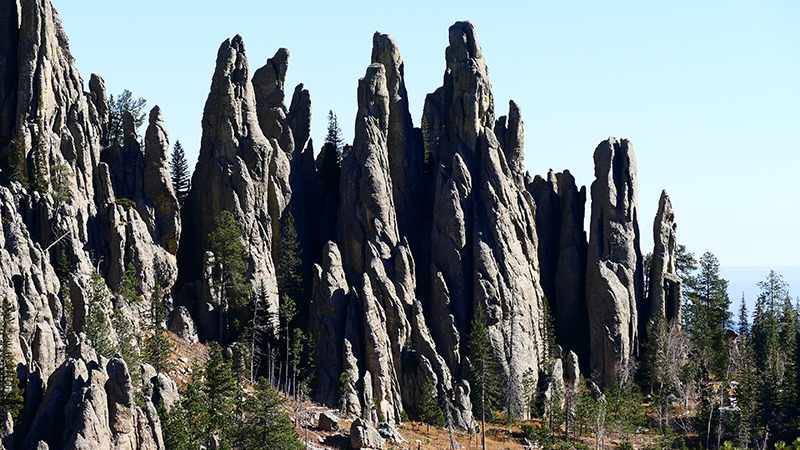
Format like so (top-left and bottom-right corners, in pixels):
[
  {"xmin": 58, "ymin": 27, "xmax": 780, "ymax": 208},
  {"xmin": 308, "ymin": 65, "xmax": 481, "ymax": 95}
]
[
  {"xmin": 370, "ymin": 33, "xmax": 424, "ymax": 251},
  {"xmin": 528, "ymin": 170, "xmax": 589, "ymax": 369},
  {"xmin": 0, "ymin": 185, "xmax": 64, "ymax": 380},
  {"xmin": 21, "ymin": 355, "xmax": 163, "ymax": 450},
  {"xmin": 178, "ymin": 35, "xmax": 282, "ymax": 340},
  {"xmin": 350, "ymin": 418, "xmax": 384, "ymax": 450},
  {"xmin": 143, "ymin": 106, "xmax": 180, "ymax": 255},
  {"xmin": 586, "ymin": 137, "xmax": 643, "ymax": 387},
  {"xmin": 0, "ymin": 0, "xmax": 17, "ymax": 146},
  {"xmin": 646, "ymin": 190, "xmax": 681, "ymax": 327},
  {"xmin": 421, "ymin": 21, "xmax": 547, "ymax": 418}
]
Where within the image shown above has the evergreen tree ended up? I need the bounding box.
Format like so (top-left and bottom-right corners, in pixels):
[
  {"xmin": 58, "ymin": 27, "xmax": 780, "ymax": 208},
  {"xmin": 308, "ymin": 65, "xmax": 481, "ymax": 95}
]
[
  {"xmin": 641, "ymin": 311, "xmax": 675, "ymax": 428},
  {"xmin": 112, "ymin": 302, "xmax": 139, "ymax": 377},
  {"xmin": 145, "ymin": 284, "xmax": 173, "ymax": 373},
  {"xmin": 738, "ymin": 293, "xmax": 750, "ymax": 338},
  {"xmin": 120, "ymin": 262, "xmax": 140, "ymax": 304},
  {"xmin": 572, "ymin": 376, "xmax": 593, "ymax": 437},
  {"xmin": 0, "ymin": 297, "xmax": 23, "ymax": 428},
  {"xmin": 465, "ymin": 306, "xmax": 500, "ymax": 450},
  {"xmin": 108, "ymin": 90, "xmax": 146, "ymax": 147},
  {"xmin": 324, "ymin": 110, "xmax": 345, "ymax": 161},
  {"xmin": 234, "ymin": 378, "xmax": 303, "ymax": 450},
  {"xmin": 247, "ymin": 281, "xmax": 273, "ymax": 383},
  {"xmin": 277, "ymin": 213, "xmax": 302, "ymax": 391},
  {"xmin": 170, "ymin": 140, "xmax": 190, "ymax": 205},
  {"xmin": 50, "ymin": 163, "xmax": 73, "ymax": 207},
  {"xmin": 203, "ymin": 342, "xmax": 238, "ymax": 448},
  {"xmin": 605, "ymin": 377, "xmax": 644, "ymax": 447},
  {"xmin": 278, "ymin": 293, "xmax": 296, "ymax": 392},
  {"xmin": 8, "ymin": 137, "xmax": 28, "ymax": 189},
  {"xmin": 546, "ymin": 384, "xmax": 565, "ymax": 437},
  {"xmin": 290, "ymin": 327, "xmax": 305, "ymax": 399},
  {"xmin": 751, "ymin": 270, "xmax": 788, "ymax": 428},
  {"xmin": 85, "ymin": 270, "xmax": 116, "ymax": 357},
  {"xmin": 207, "ymin": 210, "xmax": 250, "ymax": 344},
  {"xmin": 30, "ymin": 113, "xmax": 49, "ymax": 194},
  {"xmin": 684, "ymin": 252, "xmax": 731, "ymax": 378},
  {"xmin": 162, "ymin": 374, "xmax": 206, "ymax": 450},
  {"xmin": 522, "ymin": 367, "xmax": 539, "ymax": 419},
  {"xmin": 420, "ymin": 376, "xmax": 445, "ymax": 430},
  {"xmin": 541, "ymin": 297, "xmax": 558, "ymax": 368}
]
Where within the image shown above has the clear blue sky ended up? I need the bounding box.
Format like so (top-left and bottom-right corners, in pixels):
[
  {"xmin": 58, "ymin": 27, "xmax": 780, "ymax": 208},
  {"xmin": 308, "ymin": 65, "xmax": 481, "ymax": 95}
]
[{"xmin": 55, "ymin": 0, "xmax": 799, "ymax": 305}]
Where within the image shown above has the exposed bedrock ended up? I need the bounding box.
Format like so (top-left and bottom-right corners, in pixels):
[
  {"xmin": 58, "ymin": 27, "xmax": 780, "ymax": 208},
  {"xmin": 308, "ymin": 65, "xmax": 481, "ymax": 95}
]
[
  {"xmin": 585, "ymin": 137, "xmax": 643, "ymax": 387},
  {"xmin": 422, "ymin": 21, "xmax": 547, "ymax": 418},
  {"xmin": 645, "ymin": 190, "xmax": 682, "ymax": 329}
]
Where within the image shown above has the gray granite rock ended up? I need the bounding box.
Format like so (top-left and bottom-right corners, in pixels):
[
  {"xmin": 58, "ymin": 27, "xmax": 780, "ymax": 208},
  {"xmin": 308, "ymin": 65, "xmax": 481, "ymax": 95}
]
[
  {"xmin": 586, "ymin": 137, "xmax": 643, "ymax": 387},
  {"xmin": 646, "ymin": 190, "xmax": 681, "ymax": 328},
  {"xmin": 350, "ymin": 418, "xmax": 384, "ymax": 449}
]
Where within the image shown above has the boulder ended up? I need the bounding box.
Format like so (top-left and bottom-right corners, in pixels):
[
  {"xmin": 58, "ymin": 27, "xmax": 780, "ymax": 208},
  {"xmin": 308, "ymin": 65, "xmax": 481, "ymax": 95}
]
[
  {"xmin": 318, "ymin": 412, "xmax": 339, "ymax": 432},
  {"xmin": 169, "ymin": 305, "xmax": 199, "ymax": 345},
  {"xmin": 350, "ymin": 418, "xmax": 384, "ymax": 450}
]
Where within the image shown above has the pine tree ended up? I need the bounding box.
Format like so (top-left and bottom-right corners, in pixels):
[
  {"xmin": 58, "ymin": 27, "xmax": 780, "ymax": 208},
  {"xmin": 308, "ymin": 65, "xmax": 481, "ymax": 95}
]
[
  {"xmin": 112, "ymin": 303, "xmax": 139, "ymax": 378},
  {"xmin": 8, "ymin": 137, "xmax": 28, "ymax": 189},
  {"xmin": 30, "ymin": 114, "xmax": 49, "ymax": 194},
  {"xmin": 465, "ymin": 306, "xmax": 500, "ymax": 450},
  {"xmin": 324, "ymin": 110, "xmax": 345, "ymax": 161},
  {"xmin": 684, "ymin": 252, "xmax": 731, "ymax": 378},
  {"xmin": 642, "ymin": 311, "xmax": 675, "ymax": 428},
  {"xmin": 605, "ymin": 377, "xmax": 644, "ymax": 447},
  {"xmin": 170, "ymin": 140, "xmax": 190, "ymax": 205},
  {"xmin": 145, "ymin": 284, "xmax": 173, "ymax": 373},
  {"xmin": 50, "ymin": 163, "xmax": 73, "ymax": 207},
  {"xmin": 0, "ymin": 297, "xmax": 23, "ymax": 429},
  {"xmin": 751, "ymin": 270, "xmax": 787, "ymax": 428},
  {"xmin": 278, "ymin": 293, "xmax": 296, "ymax": 392},
  {"xmin": 738, "ymin": 294, "xmax": 750, "ymax": 338},
  {"xmin": 162, "ymin": 375, "xmax": 206, "ymax": 450},
  {"xmin": 277, "ymin": 213, "xmax": 302, "ymax": 392},
  {"xmin": 290, "ymin": 327, "xmax": 305, "ymax": 399},
  {"xmin": 85, "ymin": 270, "xmax": 115, "ymax": 357},
  {"xmin": 207, "ymin": 210, "xmax": 250, "ymax": 344},
  {"xmin": 420, "ymin": 376, "xmax": 445, "ymax": 430},
  {"xmin": 203, "ymin": 342, "xmax": 238, "ymax": 448},
  {"xmin": 120, "ymin": 262, "xmax": 140, "ymax": 304},
  {"xmin": 247, "ymin": 281, "xmax": 273, "ymax": 383},
  {"xmin": 234, "ymin": 378, "xmax": 303, "ymax": 450},
  {"xmin": 108, "ymin": 90, "xmax": 146, "ymax": 147}
]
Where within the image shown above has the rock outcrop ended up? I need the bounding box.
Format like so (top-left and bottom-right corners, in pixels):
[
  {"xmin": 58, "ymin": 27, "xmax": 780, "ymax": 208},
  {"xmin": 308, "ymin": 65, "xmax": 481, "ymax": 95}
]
[
  {"xmin": 528, "ymin": 170, "xmax": 589, "ymax": 368},
  {"xmin": 645, "ymin": 190, "xmax": 681, "ymax": 327},
  {"xmin": 21, "ymin": 355, "xmax": 163, "ymax": 450},
  {"xmin": 0, "ymin": 0, "xmax": 684, "ymax": 444},
  {"xmin": 585, "ymin": 137, "xmax": 643, "ymax": 387},
  {"xmin": 178, "ymin": 35, "xmax": 283, "ymax": 341},
  {"xmin": 421, "ymin": 21, "xmax": 547, "ymax": 417}
]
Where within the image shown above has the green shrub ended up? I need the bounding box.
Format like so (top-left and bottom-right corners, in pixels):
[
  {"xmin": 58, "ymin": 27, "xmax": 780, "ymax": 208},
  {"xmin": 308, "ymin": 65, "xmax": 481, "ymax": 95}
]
[{"xmin": 115, "ymin": 198, "xmax": 136, "ymax": 210}]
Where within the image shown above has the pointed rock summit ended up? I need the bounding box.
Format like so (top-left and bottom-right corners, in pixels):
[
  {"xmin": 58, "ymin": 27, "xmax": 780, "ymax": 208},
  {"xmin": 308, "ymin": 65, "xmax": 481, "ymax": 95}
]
[{"xmin": 586, "ymin": 137, "xmax": 643, "ymax": 386}]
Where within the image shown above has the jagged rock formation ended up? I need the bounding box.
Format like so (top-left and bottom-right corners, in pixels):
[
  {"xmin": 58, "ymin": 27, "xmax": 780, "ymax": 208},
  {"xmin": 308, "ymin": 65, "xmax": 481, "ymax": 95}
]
[
  {"xmin": 646, "ymin": 190, "xmax": 681, "ymax": 326},
  {"xmin": 22, "ymin": 352, "xmax": 163, "ymax": 450},
  {"xmin": 0, "ymin": 0, "xmax": 683, "ymax": 444},
  {"xmin": 528, "ymin": 169, "xmax": 589, "ymax": 370},
  {"xmin": 178, "ymin": 35, "xmax": 287, "ymax": 341},
  {"xmin": 585, "ymin": 137, "xmax": 643, "ymax": 387},
  {"xmin": 421, "ymin": 21, "xmax": 547, "ymax": 417},
  {"xmin": 370, "ymin": 33, "xmax": 424, "ymax": 252}
]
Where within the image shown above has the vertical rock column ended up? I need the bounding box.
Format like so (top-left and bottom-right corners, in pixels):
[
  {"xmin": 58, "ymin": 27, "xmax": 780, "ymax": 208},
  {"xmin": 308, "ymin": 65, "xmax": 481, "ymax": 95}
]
[
  {"xmin": 646, "ymin": 190, "xmax": 681, "ymax": 326},
  {"xmin": 179, "ymin": 35, "xmax": 280, "ymax": 339},
  {"xmin": 585, "ymin": 137, "xmax": 643, "ymax": 387},
  {"xmin": 422, "ymin": 21, "xmax": 547, "ymax": 418}
]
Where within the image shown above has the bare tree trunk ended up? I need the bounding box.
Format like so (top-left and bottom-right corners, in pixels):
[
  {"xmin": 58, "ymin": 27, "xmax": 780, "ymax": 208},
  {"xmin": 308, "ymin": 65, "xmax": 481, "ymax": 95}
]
[{"xmin": 481, "ymin": 354, "xmax": 486, "ymax": 450}]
